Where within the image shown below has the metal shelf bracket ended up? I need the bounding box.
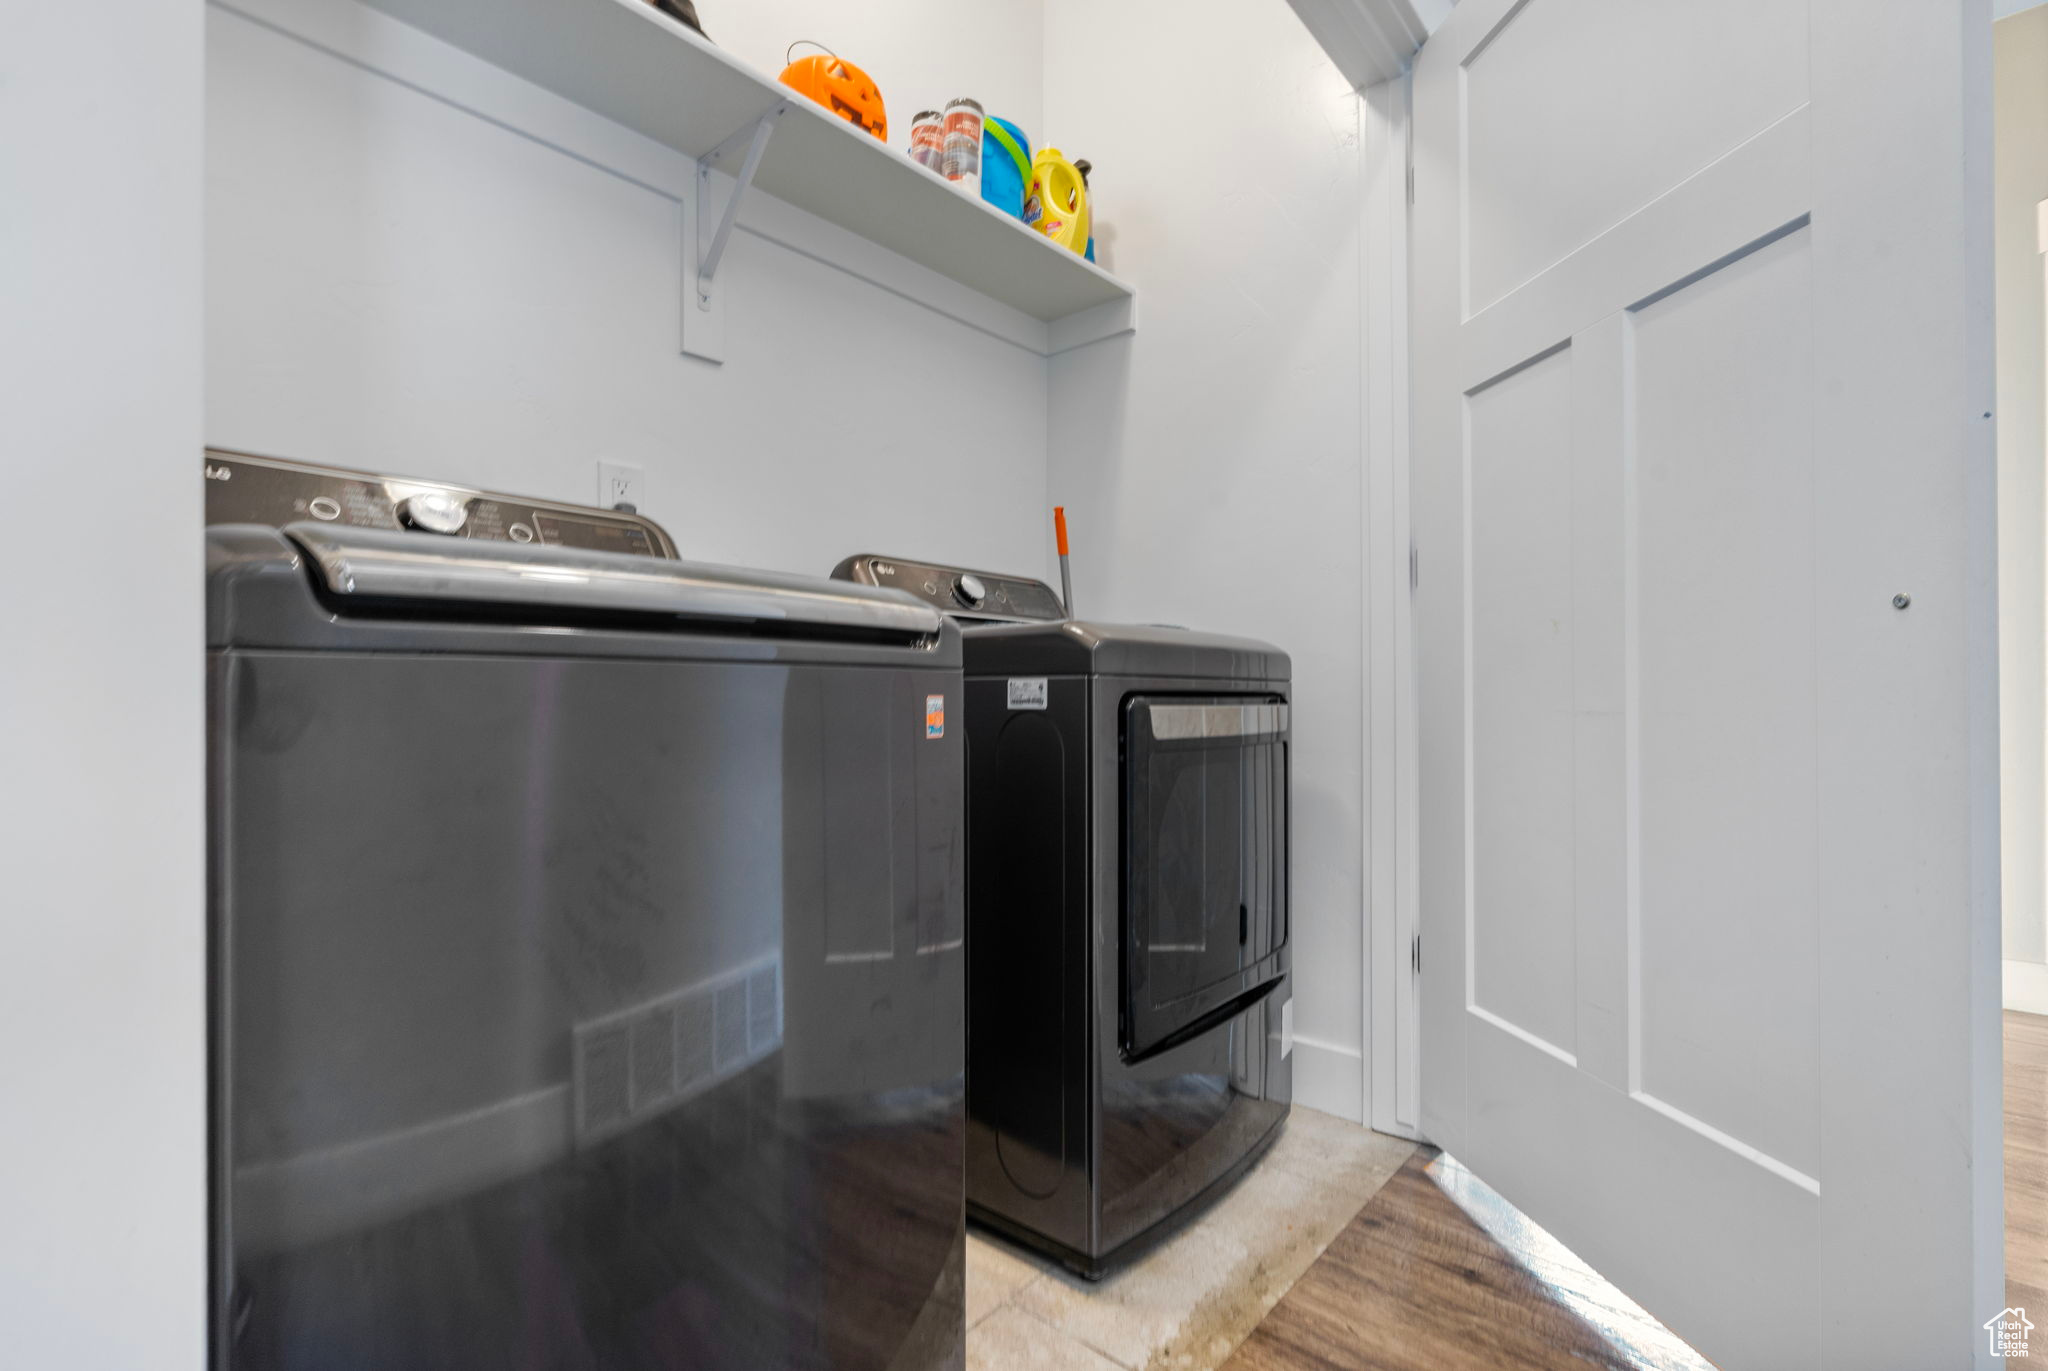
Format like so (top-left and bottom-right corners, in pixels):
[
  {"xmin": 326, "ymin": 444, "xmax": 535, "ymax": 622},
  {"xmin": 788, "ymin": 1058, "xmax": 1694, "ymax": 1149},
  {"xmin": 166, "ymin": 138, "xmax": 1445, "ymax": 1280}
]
[{"xmin": 696, "ymin": 103, "xmax": 786, "ymax": 311}]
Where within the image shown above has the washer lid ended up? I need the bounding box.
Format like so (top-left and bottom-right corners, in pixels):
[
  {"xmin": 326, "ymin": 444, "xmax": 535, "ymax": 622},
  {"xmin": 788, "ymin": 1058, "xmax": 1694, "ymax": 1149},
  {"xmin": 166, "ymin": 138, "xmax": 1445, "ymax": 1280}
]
[{"xmin": 283, "ymin": 523, "xmax": 943, "ymax": 637}]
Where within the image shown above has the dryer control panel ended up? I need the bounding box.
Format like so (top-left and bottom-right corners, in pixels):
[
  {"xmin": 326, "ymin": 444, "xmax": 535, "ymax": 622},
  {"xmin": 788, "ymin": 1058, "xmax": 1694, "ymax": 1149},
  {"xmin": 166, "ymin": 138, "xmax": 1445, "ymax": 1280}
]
[
  {"xmin": 833, "ymin": 554, "xmax": 1065, "ymax": 623},
  {"xmin": 203, "ymin": 449, "xmax": 678, "ymax": 559}
]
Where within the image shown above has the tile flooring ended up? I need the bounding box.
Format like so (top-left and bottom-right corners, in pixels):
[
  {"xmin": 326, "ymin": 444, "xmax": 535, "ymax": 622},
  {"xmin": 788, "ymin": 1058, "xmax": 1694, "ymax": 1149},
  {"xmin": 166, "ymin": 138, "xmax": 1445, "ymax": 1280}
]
[{"xmin": 965, "ymin": 1108, "xmax": 1417, "ymax": 1371}]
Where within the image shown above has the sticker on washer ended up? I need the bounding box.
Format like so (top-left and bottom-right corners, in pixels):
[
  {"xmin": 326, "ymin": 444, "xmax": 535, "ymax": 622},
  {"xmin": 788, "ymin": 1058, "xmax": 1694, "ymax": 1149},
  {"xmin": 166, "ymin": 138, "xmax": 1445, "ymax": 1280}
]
[
  {"xmin": 1280, "ymin": 998, "xmax": 1294, "ymax": 1058},
  {"xmin": 1007, "ymin": 678, "xmax": 1049, "ymax": 711},
  {"xmin": 925, "ymin": 694, "xmax": 946, "ymax": 739}
]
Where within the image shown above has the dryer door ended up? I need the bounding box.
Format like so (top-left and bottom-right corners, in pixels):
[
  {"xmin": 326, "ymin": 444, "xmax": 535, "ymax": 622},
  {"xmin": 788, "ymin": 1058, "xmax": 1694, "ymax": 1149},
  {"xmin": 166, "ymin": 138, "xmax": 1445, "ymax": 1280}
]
[{"xmin": 1121, "ymin": 697, "xmax": 1289, "ymax": 1061}]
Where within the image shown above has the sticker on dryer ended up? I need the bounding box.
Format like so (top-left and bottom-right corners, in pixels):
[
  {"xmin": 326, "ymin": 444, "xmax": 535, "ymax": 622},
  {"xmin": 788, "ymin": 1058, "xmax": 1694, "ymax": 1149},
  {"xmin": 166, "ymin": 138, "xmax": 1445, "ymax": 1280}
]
[
  {"xmin": 925, "ymin": 694, "xmax": 946, "ymax": 739},
  {"xmin": 1280, "ymin": 998, "xmax": 1294, "ymax": 1059},
  {"xmin": 1007, "ymin": 678, "xmax": 1049, "ymax": 710}
]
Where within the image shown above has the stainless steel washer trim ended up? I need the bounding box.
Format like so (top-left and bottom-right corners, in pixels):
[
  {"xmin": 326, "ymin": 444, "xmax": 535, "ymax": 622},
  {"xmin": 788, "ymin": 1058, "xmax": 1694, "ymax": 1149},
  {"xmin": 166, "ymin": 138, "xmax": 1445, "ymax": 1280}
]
[{"xmin": 284, "ymin": 523, "xmax": 944, "ymax": 636}]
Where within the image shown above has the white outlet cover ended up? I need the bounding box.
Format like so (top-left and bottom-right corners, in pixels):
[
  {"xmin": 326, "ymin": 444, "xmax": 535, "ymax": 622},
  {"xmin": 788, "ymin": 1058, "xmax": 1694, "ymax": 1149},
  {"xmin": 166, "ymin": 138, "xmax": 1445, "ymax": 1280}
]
[{"xmin": 597, "ymin": 461, "xmax": 644, "ymax": 511}]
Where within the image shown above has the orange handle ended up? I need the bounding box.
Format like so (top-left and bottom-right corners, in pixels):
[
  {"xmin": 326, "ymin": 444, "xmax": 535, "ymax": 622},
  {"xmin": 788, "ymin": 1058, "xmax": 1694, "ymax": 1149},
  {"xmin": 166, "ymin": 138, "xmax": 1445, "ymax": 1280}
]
[{"xmin": 1054, "ymin": 506, "xmax": 1070, "ymax": 556}]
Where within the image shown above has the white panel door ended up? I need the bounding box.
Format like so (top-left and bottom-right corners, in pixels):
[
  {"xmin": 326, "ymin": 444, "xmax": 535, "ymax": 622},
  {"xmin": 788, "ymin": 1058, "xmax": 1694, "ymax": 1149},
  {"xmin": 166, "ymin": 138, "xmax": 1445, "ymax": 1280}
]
[{"xmin": 1411, "ymin": 2, "xmax": 2001, "ymax": 1367}]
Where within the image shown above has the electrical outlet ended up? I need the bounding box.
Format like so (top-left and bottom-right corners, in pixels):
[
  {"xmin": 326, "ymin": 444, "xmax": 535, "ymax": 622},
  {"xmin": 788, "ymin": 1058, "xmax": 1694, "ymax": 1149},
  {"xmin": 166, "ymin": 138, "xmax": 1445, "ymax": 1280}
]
[{"xmin": 597, "ymin": 461, "xmax": 645, "ymax": 513}]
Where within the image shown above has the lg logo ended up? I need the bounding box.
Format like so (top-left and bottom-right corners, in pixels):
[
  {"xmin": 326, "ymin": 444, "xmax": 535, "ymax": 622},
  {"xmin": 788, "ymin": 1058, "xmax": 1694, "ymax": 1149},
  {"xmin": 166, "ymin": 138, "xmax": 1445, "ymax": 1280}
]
[{"xmin": 204, "ymin": 464, "xmax": 232, "ymax": 481}]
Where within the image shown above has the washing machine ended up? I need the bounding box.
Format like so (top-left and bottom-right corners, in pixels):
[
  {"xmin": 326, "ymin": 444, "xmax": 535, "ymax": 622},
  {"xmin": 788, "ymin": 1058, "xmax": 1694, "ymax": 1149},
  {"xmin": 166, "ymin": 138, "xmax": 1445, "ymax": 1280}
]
[
  {"xmin": 206, "ymin": 451, "xmax": 966, "ymax": 1370},
  {"xmin": 832, "ymin": 554, "xmax": 1292, "ymax": 1278}
]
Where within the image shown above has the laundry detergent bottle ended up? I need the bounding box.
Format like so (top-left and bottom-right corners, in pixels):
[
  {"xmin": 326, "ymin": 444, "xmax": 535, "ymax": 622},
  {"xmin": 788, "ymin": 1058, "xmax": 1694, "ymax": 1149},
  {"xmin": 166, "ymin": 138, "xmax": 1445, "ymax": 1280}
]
[
  {"xmin": 1024, "ymin": 147, "xmax": 1090, "ymax": 256},
  {"xmin": 981, "ymin": 116, "xmax": 1033, "ymax": 219}
]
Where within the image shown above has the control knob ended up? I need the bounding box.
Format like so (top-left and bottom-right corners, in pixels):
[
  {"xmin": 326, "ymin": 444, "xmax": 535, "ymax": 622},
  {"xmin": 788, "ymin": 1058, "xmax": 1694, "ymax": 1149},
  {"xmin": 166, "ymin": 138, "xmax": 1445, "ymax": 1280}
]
[
  {"xmin": 954, "ymin": 573, "xmax": 987, "ymax": 609},
  {"xmin": 397, "ymin": 490, "xmax": 469, "ymax": 535}
]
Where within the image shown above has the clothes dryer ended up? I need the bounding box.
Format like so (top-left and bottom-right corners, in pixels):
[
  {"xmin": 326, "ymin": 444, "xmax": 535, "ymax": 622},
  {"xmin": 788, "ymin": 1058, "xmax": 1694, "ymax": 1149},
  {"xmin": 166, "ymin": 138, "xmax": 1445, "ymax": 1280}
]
[{"xmin": 833, "ymin": 554, "xmax": 1291, "ymax": 1278}]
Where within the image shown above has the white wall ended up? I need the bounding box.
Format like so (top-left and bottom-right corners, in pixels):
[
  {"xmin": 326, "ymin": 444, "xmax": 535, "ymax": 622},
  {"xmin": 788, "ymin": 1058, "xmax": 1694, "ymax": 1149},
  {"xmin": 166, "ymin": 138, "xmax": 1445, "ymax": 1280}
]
[
  {"xmin": 1042, "ymin": 0, "xmax": 1372, "ymax": 1119},
  {"xmin": 0, "ymin": 2, "xmax": 207, "ymax": 1366},
  {"xmin": 206, "ymin": 0, "xmax": 1050, "ymax": 582},
  {"xmin": 1998, "ymin": 6, "xmax": 2048, "ymax": 1007}
]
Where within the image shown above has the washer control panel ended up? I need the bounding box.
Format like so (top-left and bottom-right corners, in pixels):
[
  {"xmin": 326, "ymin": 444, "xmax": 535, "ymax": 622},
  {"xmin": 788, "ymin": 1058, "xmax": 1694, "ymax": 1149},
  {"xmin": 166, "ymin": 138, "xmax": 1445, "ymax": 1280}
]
[
  {"xmin": 396, "ymin": 490, "xmax": 469, "ymax": 535},
  {"xmin": 833, "ymin": 554, "xmax": 1065, "ymax": 623},
  {"xmin": 203, "ymin": 450, "xmax": 677, "ymax": 558}
]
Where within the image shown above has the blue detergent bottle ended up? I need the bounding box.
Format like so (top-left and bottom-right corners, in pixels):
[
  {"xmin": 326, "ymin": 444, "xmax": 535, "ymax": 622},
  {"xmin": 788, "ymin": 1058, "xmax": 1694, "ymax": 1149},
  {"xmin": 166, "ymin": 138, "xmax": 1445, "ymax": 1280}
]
[{"xmin": 981, "ymin": 116, "xmax": 1032, "ymax": 220}]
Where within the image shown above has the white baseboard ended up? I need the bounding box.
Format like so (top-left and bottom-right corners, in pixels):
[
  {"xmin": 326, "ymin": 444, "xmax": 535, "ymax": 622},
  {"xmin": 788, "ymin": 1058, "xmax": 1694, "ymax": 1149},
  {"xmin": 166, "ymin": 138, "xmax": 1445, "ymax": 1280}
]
[
  {"xmin": 1292, "ymin": 1034, "xmax": 1365, "ymax": 1123},
  {"xmin": 2005, "ymin": 958, "xmax": 2048, "ymax": 1015}
]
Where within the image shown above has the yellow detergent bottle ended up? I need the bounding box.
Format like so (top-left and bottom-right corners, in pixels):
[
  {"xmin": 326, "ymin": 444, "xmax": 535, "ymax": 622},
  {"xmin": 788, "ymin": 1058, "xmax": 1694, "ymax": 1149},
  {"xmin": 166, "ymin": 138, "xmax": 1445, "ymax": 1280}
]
[{"xmin": 1025, "ymin": 147, "xmax": 1090, "ymax": 256}]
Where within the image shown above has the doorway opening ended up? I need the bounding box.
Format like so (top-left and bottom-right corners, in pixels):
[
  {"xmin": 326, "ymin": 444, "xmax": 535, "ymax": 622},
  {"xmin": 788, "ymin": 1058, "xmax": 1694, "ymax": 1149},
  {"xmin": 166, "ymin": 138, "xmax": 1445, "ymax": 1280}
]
[{"xmin": 1998, "ymin": 0, "xmax": 2048, "ymax": 1318}]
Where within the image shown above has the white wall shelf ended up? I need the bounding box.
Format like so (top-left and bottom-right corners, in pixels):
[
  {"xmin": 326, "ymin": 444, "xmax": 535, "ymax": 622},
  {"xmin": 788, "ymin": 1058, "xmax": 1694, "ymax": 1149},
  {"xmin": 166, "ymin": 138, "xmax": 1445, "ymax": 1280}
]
[{"xmin": 359, "ymin": 0, "xmax": 1136, "ymax": 328}]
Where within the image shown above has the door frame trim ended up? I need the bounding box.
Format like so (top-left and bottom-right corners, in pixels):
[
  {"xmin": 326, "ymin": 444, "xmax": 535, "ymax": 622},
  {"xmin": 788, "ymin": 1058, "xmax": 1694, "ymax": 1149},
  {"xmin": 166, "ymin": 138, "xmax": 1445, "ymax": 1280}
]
[{"xmin": 1362, "ymin": 70, "xmax": 1423, "ymax": 1141}]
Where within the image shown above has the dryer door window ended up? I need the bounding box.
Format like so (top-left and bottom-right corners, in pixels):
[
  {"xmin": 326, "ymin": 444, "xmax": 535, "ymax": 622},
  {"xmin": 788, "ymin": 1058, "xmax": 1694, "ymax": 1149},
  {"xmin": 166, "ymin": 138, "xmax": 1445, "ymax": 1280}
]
[{"xmin": 1121, "ymin": 696, "xmax": 1289, "ymax": 1061}]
